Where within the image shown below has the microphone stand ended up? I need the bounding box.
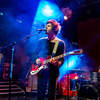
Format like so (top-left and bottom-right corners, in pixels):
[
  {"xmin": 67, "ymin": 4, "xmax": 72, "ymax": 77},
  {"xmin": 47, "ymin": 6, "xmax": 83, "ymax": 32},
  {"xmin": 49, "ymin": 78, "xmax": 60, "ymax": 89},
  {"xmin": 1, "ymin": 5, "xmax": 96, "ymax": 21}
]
[
  {"xmin": 67, "ymin": 42, "xmax": 78, "ymax": 100},
  {"xmin": 9, "ymin": 44, "xmax": 15, "ymax": 100},
  {"xmin": 67, "ymin": 54, "xmax": 70, "ymax": 100},
  {"xmin": 0, "ymin": 29, "xmax": 43, "ymax": 100},
  {"xmin": 66, "ymin": 43, "xmax": 75, "ymax": 100},
  {"xmin": 0, "ymin": 42, "xmax": 16, "ymax": 100}
]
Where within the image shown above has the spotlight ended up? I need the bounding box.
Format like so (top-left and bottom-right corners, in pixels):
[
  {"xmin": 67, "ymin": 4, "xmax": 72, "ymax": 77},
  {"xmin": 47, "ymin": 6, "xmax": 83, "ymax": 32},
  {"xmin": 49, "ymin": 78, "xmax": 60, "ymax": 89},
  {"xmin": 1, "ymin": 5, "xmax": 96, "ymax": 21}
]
[
  {"xmin": 61, "ymin": 7, "xmax": 72, "ymax": 20},
  {"xmin": 17, "ymin": 19, "xmax": 22, "ymax": 23},
  {"xmin": 75, "ymin": 76, "xmax": 78, "ymax": 79},
  {"xmin": 42, "ymin": 5, "xmax": 53, "ymax": 16},
  {"xmin": 64, "ymin": 16, "xmax": 68, "ymax": 20},
  {"xmin": 0, "ymin": 12, "xmax": 3, "ymax": 16}
]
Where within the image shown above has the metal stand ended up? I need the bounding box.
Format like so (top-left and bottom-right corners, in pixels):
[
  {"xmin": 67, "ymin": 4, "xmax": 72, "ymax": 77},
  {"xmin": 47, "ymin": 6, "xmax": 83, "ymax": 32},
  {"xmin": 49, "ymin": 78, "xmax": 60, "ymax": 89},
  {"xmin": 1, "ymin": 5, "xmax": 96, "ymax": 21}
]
[
  {"xmin": 66, "ymin": 45, "xmax": 70, "ymax": 100},
  {"xmin": 9, "ymin": 45, "xmax": 15, "ymax": 100},
  {"xmin": 67, "ymin": 55, "xmax": 70, "ymax": 100},
  {"xmin": 66, "ymin": 43, "xmax": 78, "ymax": 100},
  {"xmin": 0, "ymin": 29, "xmax": 43, "ymax": 100}
]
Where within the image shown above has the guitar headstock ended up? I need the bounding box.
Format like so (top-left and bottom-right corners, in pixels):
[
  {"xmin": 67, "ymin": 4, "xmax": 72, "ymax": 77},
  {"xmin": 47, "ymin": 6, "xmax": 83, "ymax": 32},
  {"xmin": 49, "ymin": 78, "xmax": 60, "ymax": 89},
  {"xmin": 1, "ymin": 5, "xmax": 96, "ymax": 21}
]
[{"xmin": 73, "ymin": 49, "xmax": 83, "ymax": 55}]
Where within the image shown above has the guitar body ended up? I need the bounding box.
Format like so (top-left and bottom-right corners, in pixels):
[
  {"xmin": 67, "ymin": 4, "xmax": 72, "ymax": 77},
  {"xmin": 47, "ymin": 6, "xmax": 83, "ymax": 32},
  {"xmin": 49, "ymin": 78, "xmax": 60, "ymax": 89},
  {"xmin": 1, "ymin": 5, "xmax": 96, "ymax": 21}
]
[
  {"xmin": 30, "ymin": 56, "xmax": 51, "ymax": 75},
  {"xmin": 30, "ymin": 49, "xmax": 83, "ymax": 75}
]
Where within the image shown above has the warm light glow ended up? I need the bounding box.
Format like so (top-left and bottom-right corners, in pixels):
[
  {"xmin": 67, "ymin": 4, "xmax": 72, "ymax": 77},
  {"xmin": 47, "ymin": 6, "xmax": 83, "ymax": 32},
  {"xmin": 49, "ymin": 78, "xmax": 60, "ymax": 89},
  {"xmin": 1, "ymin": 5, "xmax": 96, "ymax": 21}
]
[
  {"xmin": 64, "ymin": 16, "xmax": 68, "ymax": 20},
  {"xmin": 62, "ymin": 7, "xmax": 72, "ymax": 19},
  {"xmin": 75, "ymin": 76, "xmax": 78, "ymax": 79}
]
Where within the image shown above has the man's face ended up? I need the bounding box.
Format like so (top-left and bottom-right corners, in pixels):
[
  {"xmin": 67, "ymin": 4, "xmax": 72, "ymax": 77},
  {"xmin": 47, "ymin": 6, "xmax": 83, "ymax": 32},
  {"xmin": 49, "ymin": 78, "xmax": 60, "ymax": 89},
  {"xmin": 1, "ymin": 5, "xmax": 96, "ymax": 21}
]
[{"xmin": 46, "ymin": 23, "xmax": 54, "ymax": 34}]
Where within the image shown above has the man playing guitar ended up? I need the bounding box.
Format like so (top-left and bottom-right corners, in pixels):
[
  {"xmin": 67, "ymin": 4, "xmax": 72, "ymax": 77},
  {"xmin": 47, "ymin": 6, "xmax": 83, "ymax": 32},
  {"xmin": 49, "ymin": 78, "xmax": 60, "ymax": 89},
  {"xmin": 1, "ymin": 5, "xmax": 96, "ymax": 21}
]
[{"xmin": 32, "ymin": 19, "xmax": 65, "ymax": 100}]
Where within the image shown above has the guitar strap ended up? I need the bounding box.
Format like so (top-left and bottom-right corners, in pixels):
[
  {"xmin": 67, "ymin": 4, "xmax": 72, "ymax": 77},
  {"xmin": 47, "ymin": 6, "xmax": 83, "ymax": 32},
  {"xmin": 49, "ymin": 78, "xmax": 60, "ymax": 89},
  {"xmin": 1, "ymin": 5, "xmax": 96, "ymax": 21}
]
[{"xmin": 52, "ymin": 40, "xmax": 59, "ymax": 57}]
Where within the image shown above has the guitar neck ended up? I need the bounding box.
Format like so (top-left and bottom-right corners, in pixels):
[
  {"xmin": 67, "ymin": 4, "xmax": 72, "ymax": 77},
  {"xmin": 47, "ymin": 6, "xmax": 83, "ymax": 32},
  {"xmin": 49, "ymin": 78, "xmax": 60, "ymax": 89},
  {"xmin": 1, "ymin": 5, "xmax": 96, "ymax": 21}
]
[
  {"xmin": 44, "ymin": 49, "xmax": 81, "ymax": 64},
  {"xmin": 52, "ymin": 51, "xmax": 74, "ymax": 61},
  {"xmin": 45, "ymin": 52, "xmax": 71, "ymax": 64}
]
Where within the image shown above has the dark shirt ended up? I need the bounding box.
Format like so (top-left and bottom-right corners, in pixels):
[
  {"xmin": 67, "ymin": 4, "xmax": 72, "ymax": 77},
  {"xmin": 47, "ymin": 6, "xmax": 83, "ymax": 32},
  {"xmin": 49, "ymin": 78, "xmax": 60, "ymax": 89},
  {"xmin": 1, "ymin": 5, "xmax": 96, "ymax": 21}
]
[
  {"xmin": 33, "ymin": 37, "xmax": 65, "ymax": 64},
  {"xmin": 33, "ymin": 37, "xmax": 65, "ymax": 78}
]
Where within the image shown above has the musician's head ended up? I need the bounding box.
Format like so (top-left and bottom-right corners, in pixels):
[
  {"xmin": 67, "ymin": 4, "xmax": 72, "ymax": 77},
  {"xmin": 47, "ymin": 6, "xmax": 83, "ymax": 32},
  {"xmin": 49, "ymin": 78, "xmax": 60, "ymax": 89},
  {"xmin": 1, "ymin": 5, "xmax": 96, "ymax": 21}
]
[{"xmin": 46, "ymin": 19, "xmax": 61, "ymax": 35}]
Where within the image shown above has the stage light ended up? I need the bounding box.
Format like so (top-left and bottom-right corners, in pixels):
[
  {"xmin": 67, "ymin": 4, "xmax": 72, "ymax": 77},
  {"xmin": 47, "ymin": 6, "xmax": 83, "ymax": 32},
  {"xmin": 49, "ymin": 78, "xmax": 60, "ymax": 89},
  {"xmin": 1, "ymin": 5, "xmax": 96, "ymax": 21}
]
[
  {"xmin": 42, "ymin": 5, "xmax": 53, "ymax": 17},
  {"xmin": 0, "ymin": 12, "xmax": 3, "ymax": 16},
  {"xmin": 17, "ymin": 19, "xmax": 22, "ymax": 23},
  {"xmin": 64, "ymin": 16, "xmax": 68, "ymax": 20},
  {"xmin": 61, "ymin": 7, "xmax": 72, "ymax": 20},
  {"xmin": 75, "ymin": 76, "xmax": 78, "ymax": 79},
  {"xmin": 33, "ymin": 0, "xmax": 64, "ymax": 23}
]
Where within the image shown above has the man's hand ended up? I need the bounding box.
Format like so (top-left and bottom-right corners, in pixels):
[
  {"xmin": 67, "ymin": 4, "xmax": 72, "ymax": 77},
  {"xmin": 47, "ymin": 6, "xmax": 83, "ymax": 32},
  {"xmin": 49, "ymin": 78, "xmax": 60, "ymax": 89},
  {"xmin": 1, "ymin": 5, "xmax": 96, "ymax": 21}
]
[{"xmin": 50, "ymin": 58, "xmax": 58, "ymax": 66}]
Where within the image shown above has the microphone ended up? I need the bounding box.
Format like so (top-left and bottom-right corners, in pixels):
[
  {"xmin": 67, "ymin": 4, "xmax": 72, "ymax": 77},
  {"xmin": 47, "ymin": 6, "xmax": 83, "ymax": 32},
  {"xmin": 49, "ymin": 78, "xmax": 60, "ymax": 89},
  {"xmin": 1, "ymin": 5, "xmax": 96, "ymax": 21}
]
[{"xmin": 36, "ymin": 29, "xmax": 46, "ymax": 31}]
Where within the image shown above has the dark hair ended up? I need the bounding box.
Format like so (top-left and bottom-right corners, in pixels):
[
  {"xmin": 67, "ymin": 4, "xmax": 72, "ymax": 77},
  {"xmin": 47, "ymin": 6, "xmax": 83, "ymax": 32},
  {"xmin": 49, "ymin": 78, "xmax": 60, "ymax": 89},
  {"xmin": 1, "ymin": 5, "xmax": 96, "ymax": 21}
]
[{"xmin": 47, "ymin": 20, "xmax": 61, "ymax": 35}]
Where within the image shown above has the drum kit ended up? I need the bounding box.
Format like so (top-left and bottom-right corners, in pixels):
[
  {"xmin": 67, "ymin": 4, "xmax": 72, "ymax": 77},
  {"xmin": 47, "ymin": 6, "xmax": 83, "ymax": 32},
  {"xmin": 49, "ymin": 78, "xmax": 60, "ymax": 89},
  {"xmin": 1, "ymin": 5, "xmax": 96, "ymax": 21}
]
[
  {"xmin": 68, "ymin": 69, "xmax": 89, "ymax": 93},
  {"xmin": 59, "ymin": 69, "xmax": 100, "ymax": 99}
]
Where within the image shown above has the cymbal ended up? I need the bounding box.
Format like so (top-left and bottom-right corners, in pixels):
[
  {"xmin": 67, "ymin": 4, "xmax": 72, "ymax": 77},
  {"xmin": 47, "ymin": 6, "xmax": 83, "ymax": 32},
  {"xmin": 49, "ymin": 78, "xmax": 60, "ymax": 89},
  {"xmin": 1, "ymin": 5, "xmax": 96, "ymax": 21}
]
[{"xmin": 69, "ymin": 69, "xmax": 86, "ymax": 73}]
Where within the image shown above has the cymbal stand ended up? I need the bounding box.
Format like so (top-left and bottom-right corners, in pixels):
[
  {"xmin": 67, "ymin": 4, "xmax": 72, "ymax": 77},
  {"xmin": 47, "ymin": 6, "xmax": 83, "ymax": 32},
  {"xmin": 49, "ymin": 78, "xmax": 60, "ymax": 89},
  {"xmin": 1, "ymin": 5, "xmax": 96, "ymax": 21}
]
[
  {"xmin": 67, "ymin": 55, "xmax": 70, "ymax": 100},
  {"xmin": 66, "ymin": 44, "xmax": 71, "ymax": 100}
]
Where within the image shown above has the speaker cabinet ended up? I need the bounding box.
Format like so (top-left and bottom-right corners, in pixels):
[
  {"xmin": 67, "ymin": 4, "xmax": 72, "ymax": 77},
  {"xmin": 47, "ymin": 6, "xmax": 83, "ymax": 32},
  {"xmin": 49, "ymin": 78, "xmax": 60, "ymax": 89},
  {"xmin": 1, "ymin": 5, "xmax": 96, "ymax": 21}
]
[{"xmin": 28, "ymin": 75, "xmax": 37, "ymax": 90}]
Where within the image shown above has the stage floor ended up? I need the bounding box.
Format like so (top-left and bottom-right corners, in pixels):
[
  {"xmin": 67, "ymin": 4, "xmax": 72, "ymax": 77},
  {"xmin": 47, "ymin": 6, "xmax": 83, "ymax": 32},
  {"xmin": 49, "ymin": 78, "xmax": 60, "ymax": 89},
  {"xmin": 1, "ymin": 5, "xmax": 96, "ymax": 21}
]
[
  {"xmin": 0, "ymin": 94, "xmax": 77, "ymax": 100},
  {"xmin": 0, "ymin": 95, "xmax": 69, "ymax": 100}
]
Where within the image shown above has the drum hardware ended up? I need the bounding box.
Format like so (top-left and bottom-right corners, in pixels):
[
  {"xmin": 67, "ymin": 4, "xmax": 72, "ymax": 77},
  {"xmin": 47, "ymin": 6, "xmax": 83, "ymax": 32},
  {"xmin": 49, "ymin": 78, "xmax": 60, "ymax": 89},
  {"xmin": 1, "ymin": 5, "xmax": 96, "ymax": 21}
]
[
  {"xmin": 70, "ymin": 79, "xmax": 77, "ymax": 91},
  {"xmin": 69, "ymin": 69, "xmax": 87, "ymax": 74},
  {"xmin": 59, "ymin": 73, "xmax": 78, "ymax": 97},
  {"xmin": 97, "ymin": 73, "xmax": 100, "ymax": 83},
  {"xmin": 59, "ymin": 69, "xmax": 89, "ymax": 99},
  {"xmin": 90, "ymin": 71, "xmax": 100, "ymax": 83},
  {"xmin": 78, "ymin": 85, "xmax": 100, "ymax": 99},
  {"xmin": 65, "ymin": 69, "xmax": 100, "ymax": 99},
  {"xmin": 90, "ymin": 72, "xmax": 98, "ymax": 83},
  {"xmin": 69, "ymin": 69, "xmax": 88, "ymax": 90}
]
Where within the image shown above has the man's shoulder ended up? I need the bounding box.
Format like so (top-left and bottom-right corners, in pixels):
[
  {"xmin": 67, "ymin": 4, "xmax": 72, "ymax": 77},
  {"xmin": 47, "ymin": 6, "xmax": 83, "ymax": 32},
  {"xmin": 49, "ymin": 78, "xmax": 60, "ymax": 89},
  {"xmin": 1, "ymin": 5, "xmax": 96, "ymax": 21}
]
[
  {"xmin": 56, "ymin": 37, "xmax": 65, "ymax": 43},
  {"xmin": 39, "ymin": 37, "xmax": 48, "ymax": 41},
  {"xmin": 38, "ymin": 37, "xmax": 48, "ymax": 43}
]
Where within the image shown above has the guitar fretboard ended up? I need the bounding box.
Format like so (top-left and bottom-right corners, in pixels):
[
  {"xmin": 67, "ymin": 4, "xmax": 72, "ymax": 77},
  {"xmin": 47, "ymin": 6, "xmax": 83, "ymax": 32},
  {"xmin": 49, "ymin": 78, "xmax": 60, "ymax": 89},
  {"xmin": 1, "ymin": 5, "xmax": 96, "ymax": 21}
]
[
  {"xmin": 43, "ymin": 49, "xmax": 82, "ymax": 64},
  {"xmin": 44, "ymin": 52, "xmax": 72, "ymax": 64}
]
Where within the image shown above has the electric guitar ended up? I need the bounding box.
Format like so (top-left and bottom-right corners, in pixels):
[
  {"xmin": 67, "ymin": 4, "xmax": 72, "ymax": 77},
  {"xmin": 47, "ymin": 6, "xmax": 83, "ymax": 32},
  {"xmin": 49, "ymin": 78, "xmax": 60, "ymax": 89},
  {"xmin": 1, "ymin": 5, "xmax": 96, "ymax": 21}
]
[{"xmin": 30, "ymin": 49, "xmax": 83, "ymax": 75}]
